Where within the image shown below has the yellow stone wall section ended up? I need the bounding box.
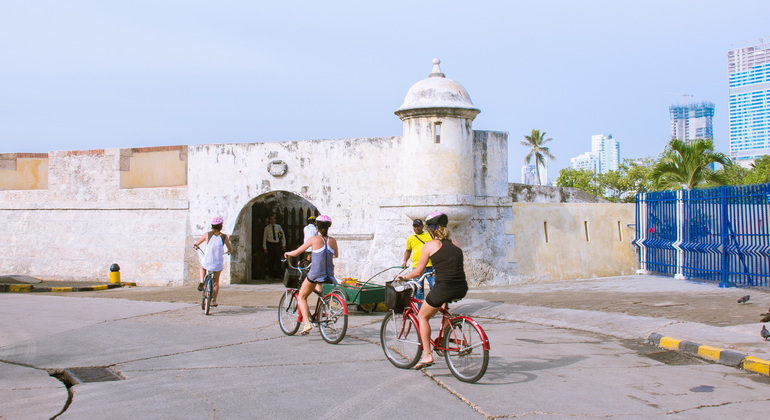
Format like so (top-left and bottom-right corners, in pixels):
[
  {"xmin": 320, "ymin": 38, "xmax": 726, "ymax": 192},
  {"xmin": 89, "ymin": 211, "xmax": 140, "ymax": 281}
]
[
  {"xmin": 0, "ymin": 153, "xmax": 49, "ymax": 190},
  {"xmin": 510, "ymin": 202, "xmax": 638, "ymax": 281},
  {"xmin": 119, "ymin": 146, "xmax": 188, "ymax": 189}
]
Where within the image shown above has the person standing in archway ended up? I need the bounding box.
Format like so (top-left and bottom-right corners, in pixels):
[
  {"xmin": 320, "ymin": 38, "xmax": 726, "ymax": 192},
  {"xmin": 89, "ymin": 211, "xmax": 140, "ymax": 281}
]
[{"xmin": 262, "ymin": 214, "xmax": 286, "ymax": 279}]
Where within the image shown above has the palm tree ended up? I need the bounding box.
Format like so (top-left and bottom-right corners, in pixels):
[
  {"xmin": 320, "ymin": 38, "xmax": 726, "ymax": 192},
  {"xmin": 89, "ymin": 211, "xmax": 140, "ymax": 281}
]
[
  {"xmin": 651, "ymin": 138, "xmax": 731, "ymax": 190},
  {"xmin": 521, "ymin": 129, "xmax": 555, "ymax": 185}
]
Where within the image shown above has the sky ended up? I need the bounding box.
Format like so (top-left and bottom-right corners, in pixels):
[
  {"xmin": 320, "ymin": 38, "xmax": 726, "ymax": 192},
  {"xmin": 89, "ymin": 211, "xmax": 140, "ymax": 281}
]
[{"xmin": 1, "ymin": 0, "xmax": 769, "ymax": 182}]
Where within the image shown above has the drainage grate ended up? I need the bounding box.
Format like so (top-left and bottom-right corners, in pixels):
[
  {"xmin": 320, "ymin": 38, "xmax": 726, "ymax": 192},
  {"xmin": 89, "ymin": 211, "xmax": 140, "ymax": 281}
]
[{"xmin": 63, "ymin": 367, "xmax": 123, "ymax": 384}]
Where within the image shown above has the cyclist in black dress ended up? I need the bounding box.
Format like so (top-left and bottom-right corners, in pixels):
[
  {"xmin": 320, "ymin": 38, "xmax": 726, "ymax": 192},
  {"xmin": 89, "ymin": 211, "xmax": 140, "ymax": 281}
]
[{"xmin": 396, "ymin": 211, "xmax": 468, "ymax": 369}]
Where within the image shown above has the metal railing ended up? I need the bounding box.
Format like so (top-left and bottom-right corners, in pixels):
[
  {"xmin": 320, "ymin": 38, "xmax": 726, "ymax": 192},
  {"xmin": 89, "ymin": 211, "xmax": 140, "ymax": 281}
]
[{"xmin": 634, "ymin": 184, "xmax": 770, "ymax": 288}]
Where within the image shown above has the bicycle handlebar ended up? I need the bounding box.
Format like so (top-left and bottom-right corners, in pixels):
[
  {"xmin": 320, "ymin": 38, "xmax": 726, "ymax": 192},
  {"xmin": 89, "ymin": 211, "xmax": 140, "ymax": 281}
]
[
  {"xmin": 392, "ymin": 271, "xmax": 431, "ymax": 292},
  {"xmin": 282, "ymin": 258, "xmax": 311, "ymax": 271}
]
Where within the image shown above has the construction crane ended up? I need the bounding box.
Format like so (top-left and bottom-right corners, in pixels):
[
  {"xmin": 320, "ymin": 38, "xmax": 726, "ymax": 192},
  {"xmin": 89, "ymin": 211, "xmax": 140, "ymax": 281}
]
[{"xmin": 662, "ymin": 92, "xmax": 694, "ymax": 106}]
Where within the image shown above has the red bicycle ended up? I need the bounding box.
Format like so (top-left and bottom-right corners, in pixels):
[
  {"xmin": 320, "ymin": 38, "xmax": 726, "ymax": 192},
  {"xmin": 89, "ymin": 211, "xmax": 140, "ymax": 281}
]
[
  {"xmin": 380, "ymin": 273, "xmax": 490, "ymax": 383},
  {"xmin": 278, "ymin": 258, "xmax": 349, "ymax": 344}
]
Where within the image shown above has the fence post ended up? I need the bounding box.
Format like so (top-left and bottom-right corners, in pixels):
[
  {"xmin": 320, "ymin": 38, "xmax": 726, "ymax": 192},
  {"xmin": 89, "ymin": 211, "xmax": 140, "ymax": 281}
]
[
  {"xmin": 719, "ymin": 187, "xmax": 729, "ymax": 287},
  {"xmin": 674, "ymin": 189, "xmax": 685, "ymax": 279},
  {"xmin": 636, "ymin": 193, "xmax": 648, "ymax": 274}
]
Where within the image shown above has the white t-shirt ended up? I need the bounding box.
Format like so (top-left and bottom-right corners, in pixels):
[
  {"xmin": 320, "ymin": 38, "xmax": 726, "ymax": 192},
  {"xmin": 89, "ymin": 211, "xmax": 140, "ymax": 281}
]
[
  {"xmin": 303, "ymin": 224, "xmax": 317, "ymax": 243},
  {"xmin": 203, "ymin": 234, "xmax": 225, "ymax": 272}
]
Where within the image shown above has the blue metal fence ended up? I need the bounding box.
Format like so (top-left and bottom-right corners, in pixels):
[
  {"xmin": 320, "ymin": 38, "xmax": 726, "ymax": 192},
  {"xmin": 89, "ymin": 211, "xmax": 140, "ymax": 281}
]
[{"xmin": 634, "ymin": 184, "xmax": 770, "ymax": 288}]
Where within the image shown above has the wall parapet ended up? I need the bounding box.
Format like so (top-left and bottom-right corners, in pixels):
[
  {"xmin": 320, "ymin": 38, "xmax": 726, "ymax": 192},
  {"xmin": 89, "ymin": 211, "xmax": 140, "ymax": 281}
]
[
  {"xmin": 509, "ymin": 183, "xmax": 608, "ymax": 203},
  {"xmin": 0, "ymin": 200, "xmax": 189, "ymax": 210}
]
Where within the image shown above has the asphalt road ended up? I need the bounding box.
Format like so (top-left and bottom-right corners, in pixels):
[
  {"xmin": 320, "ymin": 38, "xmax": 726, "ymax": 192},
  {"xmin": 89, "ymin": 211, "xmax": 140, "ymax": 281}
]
[{"xmin": 2, "ymin": 278, "xmax": 770, "ymax": 419}]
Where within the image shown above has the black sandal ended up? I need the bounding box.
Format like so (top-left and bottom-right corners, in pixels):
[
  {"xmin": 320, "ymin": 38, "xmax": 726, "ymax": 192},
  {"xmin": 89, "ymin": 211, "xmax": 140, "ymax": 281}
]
[{"xmin": 414, "ymin": 359, "xmax": 434, "ymax": 370}]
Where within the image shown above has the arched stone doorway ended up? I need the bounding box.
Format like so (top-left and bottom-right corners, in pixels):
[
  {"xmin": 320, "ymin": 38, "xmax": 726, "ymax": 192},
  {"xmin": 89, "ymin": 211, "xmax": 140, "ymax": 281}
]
[{"xmin": 231, "ymin": 191, "xmax": 318, "ymax": 283}]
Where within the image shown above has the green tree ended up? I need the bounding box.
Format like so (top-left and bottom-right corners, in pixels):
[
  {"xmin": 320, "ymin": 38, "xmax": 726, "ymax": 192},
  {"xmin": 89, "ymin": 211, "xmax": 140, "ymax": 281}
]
[
  {"xmin": 556, "ymin": 158, "xmax": 656, "ymax": 203},
  {"xmin": 719, "ymin": 161, "xmax": 750, "ymax": 185},
  {"xmin": 556, "ymin": 167, "xmax": 603, "ymax": 197},
  {"xmin": 521, "ymin": 129, "xmax": 555, "ymax": 185},
  {"xmin": 744, "ymin": 155, "xmax": 770, "ymax": 184},
  {"xmin": 614, "ymin": 157, "xmax": 657, "ymax": 202},
  {"xmin": 651, "ymin": 138, "xmax": 731, "ymax": 190}
]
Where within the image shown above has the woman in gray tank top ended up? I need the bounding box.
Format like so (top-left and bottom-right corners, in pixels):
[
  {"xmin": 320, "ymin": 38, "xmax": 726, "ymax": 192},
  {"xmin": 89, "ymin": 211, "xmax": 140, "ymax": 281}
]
[{"xmin": 284, "ymin": 215, "xmax": 339, "ymax": 336}]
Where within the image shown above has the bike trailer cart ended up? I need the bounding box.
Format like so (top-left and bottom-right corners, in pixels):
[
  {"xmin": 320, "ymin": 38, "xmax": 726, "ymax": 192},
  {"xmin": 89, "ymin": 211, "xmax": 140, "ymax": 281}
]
[{"xmin": 322, "ymin": 266, "xmax": 405, "ymax": 313}]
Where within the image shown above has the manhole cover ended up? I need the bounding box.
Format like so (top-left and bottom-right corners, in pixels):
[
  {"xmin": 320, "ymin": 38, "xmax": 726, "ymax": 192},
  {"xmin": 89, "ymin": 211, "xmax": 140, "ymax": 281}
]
[{"xmin": 64, "ymin": 367, "xmax": 123, "ymax": 384}]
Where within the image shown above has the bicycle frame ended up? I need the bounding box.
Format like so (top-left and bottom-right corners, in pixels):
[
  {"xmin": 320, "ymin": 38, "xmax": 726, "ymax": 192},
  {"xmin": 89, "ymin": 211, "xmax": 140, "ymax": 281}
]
[
  {"xmin": 283, "ymin": 258, "xmax": 349, "ymax": 321},
  {"xmin": 396, "ymin": 275, "xmax": 490, "ymax": 353},
  {"xmin": 284, "ymin": 286, "xmax": 350, "ymax": 323}
]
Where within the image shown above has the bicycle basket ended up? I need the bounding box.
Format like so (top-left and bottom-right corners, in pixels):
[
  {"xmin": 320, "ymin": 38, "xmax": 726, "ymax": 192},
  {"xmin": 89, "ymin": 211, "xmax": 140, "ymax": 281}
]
[
  {"xmin": 283, "ymin": 268, "xmax": 302, "ymax": 288},
  {"xmin": 385, "ymin": 280, "xmax": 413, "ymax": 311}
]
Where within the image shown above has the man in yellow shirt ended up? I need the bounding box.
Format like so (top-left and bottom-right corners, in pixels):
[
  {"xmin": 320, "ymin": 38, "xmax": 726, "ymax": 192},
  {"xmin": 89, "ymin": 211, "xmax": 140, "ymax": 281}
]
[{"xmin": 402, "ymin": 219, "xmax": 434, "ymax": 302}]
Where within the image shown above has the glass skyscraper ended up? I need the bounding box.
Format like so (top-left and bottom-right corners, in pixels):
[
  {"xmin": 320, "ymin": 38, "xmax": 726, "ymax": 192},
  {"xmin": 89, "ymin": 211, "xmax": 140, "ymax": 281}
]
[
  {"xmin": 728, "ymin": 40, "xmax": 770, "ymax": 166},
  {"xmin": 670, "ymin": 102, "xmax": 714, "ymax": 142}
]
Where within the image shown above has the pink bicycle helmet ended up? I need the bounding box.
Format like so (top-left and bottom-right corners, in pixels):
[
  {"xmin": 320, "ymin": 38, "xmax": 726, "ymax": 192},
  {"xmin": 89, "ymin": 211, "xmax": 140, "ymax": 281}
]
[
  {"xmin": 211, "ymin": 216, "xmax": 223, "ymax": 225},
  {"xmin": 316, "ymin": 215, "xmax": 332, "ymax": 223}
]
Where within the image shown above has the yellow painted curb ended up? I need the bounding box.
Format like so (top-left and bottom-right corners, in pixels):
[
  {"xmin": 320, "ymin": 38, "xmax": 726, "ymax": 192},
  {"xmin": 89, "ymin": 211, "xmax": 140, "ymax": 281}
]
[
  {"xmin": 10, "ymin": 284, "xmax": 32, "ymax": 292},
  {"xmin": 658, "ymin": 336, "xmax": 681, "ymax": 350},
  {"xmin": 697, "ymin": 345, "xmax": 722, "ymax": 362},
  {"xmin": 50, "ymin": 287, "xmax": 73, "ymax": 293},
  {"xmin": 91, "ymin": 285, "xmax": 109, "ymax": 291},
  {"xmin": 742, "ymin": 356, "xmax": 770, "ymax": 376}
]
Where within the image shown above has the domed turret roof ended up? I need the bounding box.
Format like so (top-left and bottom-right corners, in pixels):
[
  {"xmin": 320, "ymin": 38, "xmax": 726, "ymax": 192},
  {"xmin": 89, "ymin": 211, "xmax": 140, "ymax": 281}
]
[{"xmin": 395, "ymin": 59, "xmax": 480, "ymax": 119}]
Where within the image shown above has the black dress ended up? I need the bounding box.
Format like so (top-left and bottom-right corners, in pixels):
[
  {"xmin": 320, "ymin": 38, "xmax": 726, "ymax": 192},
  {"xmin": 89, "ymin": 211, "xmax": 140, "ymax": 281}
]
[{"xmin": 425, "ymin": 239, "xmax": 468, "ymax": 308}]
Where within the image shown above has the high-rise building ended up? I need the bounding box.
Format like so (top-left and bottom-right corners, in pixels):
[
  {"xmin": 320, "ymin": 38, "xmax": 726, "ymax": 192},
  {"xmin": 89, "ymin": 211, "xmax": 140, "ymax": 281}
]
[
  {"xmin": 570, "ymin": 152, "xmax": 601, "ymax": 173},
  {"xmin": 521, "ymin": 163, "xmax": 548, "ymax": 185},
  {"xmin": 670, "ymin": 102, "xmax": 715, "ymax": 142},
  {"xmin": 570, "ymin": 134, "xmax": 619, "ymax": 174},
  {"xmin": 591, "ymin": 134, "xmax": 620, "ymax": 173},
  {"xmin": 728, "ymin": 39, "xmax": 770, "ymax": 166}
]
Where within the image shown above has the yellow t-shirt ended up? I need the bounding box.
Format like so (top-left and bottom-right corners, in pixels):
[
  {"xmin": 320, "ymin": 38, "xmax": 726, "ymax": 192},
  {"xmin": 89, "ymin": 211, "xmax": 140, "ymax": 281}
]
[{"xmin": 406, "ymin": 232, "xmax": 433, "ymax": 268}]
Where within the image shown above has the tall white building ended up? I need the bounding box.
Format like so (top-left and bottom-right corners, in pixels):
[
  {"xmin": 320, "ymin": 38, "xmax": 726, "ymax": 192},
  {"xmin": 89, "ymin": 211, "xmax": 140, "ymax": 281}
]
[
  {"xmin": 728, "ymin": 39, "xmax": 770, "ymax": 166},
  {"xmin": 592, "ymin": 134, "xmax": 620, "ymax": 173},
  {"xmin": 570, "ymin": 134, "xmax": 620, "ymax": 174},
  {"xmin": 570, "ymin": 152, "xmax": 601, "ymax": 173}
]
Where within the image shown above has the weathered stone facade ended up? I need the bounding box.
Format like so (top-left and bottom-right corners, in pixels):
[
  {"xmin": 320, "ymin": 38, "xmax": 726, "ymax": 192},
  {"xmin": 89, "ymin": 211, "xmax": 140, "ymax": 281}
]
[{"xmin": 0, "ymin": 60, "xmax": 637, "ymax": 286}]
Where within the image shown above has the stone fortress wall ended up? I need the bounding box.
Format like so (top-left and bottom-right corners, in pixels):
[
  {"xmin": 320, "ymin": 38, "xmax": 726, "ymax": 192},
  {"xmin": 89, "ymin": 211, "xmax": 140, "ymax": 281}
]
[
  {"xmin": 0, "ymin": 139, "xmax": 636, "ymax": 286},
  {"xmin": 0, "ymin": 60, "xmax": 638, "ymax": 286}
]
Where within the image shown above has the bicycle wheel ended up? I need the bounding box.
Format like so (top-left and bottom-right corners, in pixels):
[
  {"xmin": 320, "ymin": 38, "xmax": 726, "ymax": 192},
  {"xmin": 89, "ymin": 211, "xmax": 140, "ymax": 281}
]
[
  {"xmin": 203, "ymin": 277, "xmax": 213, "ymax": 316},
  {"xmin": 380, "ymin": 311, "xmax": 421, "ymax": 369},
  {"xmin": 278, "ymin": 290, "xmax": 301, "ymax": 335},
  {"xmin": 442, "ymin": 318, "xmax": 489, "ymax": 383},
  {"xmin": 319, "ymin": 294, "xmax": 347, "ymax": 344}
]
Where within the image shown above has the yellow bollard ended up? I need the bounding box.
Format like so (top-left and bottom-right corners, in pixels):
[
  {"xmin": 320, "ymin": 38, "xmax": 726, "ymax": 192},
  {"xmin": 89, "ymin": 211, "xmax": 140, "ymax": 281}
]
[{"xmin": 109, "ymin": 263, "xmax": 121, "ymax": 283}]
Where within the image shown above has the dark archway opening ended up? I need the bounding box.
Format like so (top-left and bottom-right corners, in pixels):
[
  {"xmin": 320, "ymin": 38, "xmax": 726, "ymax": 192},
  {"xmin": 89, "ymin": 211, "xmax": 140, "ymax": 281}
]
[{"xmin": 251, "ymin": 192, "xmax": 318, "ymax": 280}]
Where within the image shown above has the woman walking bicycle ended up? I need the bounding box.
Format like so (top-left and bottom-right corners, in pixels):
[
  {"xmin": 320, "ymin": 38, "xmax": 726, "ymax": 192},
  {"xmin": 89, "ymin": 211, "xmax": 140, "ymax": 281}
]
[
  {"xmin": 284, "ymin": 215, "xmax": 339, "ymax": 336},
  {"xmin": 395, "ymin": 211, "xmax": 468, "ymax": 369}
]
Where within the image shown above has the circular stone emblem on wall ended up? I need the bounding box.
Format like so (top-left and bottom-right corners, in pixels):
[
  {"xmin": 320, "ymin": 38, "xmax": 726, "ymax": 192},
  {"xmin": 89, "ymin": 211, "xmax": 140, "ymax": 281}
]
[{"xmin": 267, "ymin": 160, "xmax": 288, "ymax": 177}]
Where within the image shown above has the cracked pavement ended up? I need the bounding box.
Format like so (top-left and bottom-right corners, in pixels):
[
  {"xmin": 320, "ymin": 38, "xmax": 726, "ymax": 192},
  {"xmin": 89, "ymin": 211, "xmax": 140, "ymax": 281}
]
[{"xmin": 2, "ymin": 275, "xmax": 770, "ymax": 418}]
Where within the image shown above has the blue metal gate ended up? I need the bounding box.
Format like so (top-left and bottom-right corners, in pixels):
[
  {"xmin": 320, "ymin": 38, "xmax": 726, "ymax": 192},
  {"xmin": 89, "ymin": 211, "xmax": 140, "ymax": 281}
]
[{"xmin": 634, "ymin": 184, "xmax": 770, "ymax": 288}]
